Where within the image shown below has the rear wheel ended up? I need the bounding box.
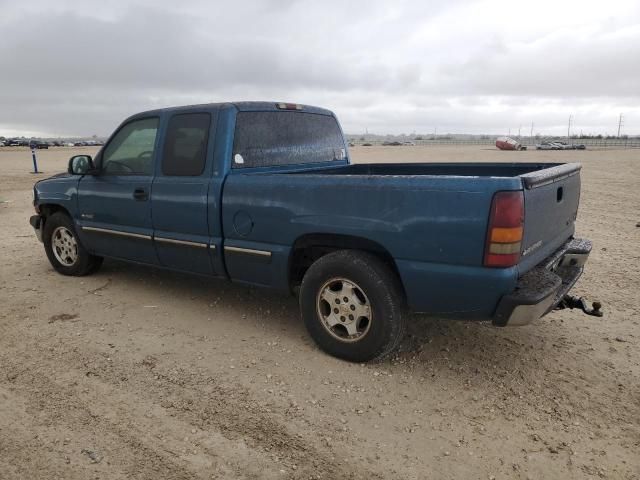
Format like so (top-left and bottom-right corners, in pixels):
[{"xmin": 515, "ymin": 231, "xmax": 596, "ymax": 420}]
[
  {"xmin": 43, "ymin": 212, "xmax": 103, "ymax": 276},
  {"xmin": 300, "ymin": 250, "xmax": 406, "ymax": 362}
]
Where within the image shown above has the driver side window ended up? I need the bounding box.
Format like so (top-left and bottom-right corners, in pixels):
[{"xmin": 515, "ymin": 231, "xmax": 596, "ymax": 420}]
[{"xmin": 102, "ymin": 117, "xmax": 159, "ymax": 175}]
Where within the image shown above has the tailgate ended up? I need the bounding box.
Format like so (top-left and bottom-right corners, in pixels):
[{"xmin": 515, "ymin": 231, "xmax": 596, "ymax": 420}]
[{"xmin": 518, "ymin": 163, "xmax": 582, "ymax": 273}]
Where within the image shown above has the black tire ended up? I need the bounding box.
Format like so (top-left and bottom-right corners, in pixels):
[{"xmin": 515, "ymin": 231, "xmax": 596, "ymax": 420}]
[
  {"xmin": 299, "ymin": 250, "xmax": 406, "ymax": 362},
  {"xmin": 43, "ymin": 211, "xmax": 103, "ymax": 276}
]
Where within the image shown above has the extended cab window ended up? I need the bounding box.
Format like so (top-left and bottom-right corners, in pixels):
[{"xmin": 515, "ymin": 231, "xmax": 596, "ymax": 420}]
[
  {"xmin": 162, "ymin": 113, "xmax": 210, "ymax": 176},
  {"xmin": 102, "ymin": 118, "xmax": 159, "ymax": 175},
  {"xmin": 232, "ymin": 111, "xmax": 346, "ymax": 169}
]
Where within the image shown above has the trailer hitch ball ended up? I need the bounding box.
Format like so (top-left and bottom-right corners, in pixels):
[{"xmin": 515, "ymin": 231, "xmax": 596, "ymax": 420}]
[{"xmin": 556, "ymin": 295, "xmax": 603, "ymax": 317}]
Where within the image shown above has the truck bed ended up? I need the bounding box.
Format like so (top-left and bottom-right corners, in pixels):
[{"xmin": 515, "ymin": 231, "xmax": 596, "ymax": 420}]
[{"xmin": 284, "ymin": 161, "xmax": 581, "ymax": 275}]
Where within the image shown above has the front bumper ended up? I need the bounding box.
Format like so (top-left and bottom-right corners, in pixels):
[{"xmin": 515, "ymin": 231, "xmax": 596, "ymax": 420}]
[
  {"xmin": 493, "ymin": 238, "xmax": 591, "ymax": 326},
  {"xmin": 30, "ymin": 214, "xmax": 43, "ymax": 242}
]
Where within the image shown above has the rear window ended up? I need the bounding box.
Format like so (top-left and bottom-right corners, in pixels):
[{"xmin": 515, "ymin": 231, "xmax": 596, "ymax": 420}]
[{"xmin": 232, "ymin": 111, "xmax": 346, "ymax": 169}]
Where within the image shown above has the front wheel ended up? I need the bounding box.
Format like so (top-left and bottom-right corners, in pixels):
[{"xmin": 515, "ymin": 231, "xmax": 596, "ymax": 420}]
[
  {"xmin": 43, "ymin": 212, "xmax": 103, "ymax": 276},
  {"xmin": 299, "ymin": 250, "xmax": 406, "ymax": 362}
]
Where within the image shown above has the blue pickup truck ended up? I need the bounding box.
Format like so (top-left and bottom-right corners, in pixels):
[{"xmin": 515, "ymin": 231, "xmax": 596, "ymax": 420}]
[{"xmin": 30, "ymin": 102, "xmax": 592, "ymax": 361}]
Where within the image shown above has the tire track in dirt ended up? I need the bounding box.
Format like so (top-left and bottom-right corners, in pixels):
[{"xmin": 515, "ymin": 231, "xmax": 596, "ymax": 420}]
[
  {"xmin": 1, "ymin": 371, "xmax": 206, "ymax": 479},
  {"xmin": 0, "ymin": 329, "xmax": 384, "ymax": 480}
]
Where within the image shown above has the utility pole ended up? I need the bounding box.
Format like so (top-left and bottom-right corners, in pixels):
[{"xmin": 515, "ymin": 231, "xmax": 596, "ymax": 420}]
[
  {"xmin": 518, "ymin": 125, "xmax": 521, "ymax": 138},
  {"xmin": 567, "ymin": 115, "xmax": 572, "ymax": 141},
  {"xmin": 617, "ymin": 113, "xmax": 624, "ymax": 137},
  {"xmin": 530, "ymin": 122, "xmax": 534, "ymax": 138}
]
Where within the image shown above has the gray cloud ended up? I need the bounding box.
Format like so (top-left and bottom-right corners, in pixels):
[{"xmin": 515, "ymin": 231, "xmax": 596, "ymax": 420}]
[{"xmin": 0, "ymin": 0, "xmax": 638, "ymax": 136}]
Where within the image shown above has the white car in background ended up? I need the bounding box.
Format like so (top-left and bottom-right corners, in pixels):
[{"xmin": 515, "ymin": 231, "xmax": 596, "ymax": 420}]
[
  {"xmin": 535, "ymin": 142, "xmax": 558, "ymax": 150},
  {"xmin": 537, "ymin": 141, "xmax": 587, "ymax": 151}
]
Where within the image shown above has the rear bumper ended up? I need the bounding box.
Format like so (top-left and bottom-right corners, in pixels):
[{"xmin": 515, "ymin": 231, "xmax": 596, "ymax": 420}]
[
  {"xmin": 492, "ymin": 238, "xmax": 591, "ymax": 326},
  {"xmin": 30, "ymin": 214, "xmax": 43, "ymax": 242}
]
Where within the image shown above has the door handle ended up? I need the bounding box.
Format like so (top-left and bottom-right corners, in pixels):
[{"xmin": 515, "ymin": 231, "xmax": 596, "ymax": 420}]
[{"xmin": 133, "ymin": 188, "xmax": 148, "ymax": 201}]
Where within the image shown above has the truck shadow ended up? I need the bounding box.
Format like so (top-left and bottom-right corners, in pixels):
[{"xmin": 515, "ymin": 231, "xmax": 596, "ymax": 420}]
[
  {"xmin": 97, "ymin": 258, "xmax": 304, "ymax": 330},
  {"xmin": 98, "ymin": 258, "xmax": 560, "ymax": 368}
]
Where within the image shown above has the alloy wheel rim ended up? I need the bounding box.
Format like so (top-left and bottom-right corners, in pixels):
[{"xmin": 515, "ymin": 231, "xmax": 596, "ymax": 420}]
[
  {"xmin": 316, "ymin": 277, "xmax": 372, "ymax": 343},
  {"xmin": 52, "ymin": 226, "xmax": 78, "ymax": 267}
]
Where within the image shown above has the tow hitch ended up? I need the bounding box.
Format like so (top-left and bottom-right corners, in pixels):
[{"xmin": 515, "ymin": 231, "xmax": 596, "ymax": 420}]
[{"xmin": 555, "ymin": 294, "xmax": 603, "ymax": 317}]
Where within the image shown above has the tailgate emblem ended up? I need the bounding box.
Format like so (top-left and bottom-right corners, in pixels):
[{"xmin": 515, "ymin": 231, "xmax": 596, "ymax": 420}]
[{"xmin": 522, "ymin": 240, "xmax": 542, "ymax": 256}]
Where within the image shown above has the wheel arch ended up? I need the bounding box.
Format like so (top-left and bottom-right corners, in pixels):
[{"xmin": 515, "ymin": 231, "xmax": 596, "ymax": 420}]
[
  {"xmin": 288, "ymin": 233, "xmax": 406, "ymax": 298},
  {"xmin": 39, "ymin": 203, "xmax": 72, "ymax": 227}
]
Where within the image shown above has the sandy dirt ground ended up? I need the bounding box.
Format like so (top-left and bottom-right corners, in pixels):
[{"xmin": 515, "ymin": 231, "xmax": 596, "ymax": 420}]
[{"xmin": 0, "ymin": 145, "xmax": 638, "ymax": 479}]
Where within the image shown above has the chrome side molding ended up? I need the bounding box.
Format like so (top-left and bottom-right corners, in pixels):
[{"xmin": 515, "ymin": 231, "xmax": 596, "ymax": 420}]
[
  {"xmin": 82, "ymin": 226, "xmax": 229, "ymax": 254},
  {"xmin": 224, "ymin": 245, "xmax": 272, "ymax": 258},
  {"xmin": 81, "ymin": 226, "xmax": 151, "ymax": 240},
  {"xmin": 155, "ymin": 236, "xmax": 208, "ymax": 249}
]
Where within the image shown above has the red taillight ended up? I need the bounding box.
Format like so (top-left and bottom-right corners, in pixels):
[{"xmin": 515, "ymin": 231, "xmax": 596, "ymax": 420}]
[{"xmin": 484, "ymin": 191, "xmax": 524, "ymax": 267}]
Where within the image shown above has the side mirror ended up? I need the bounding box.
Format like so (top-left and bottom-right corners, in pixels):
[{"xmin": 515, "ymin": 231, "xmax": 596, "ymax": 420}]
[{"xmin": 68, "ymin": 155, "xmax": 95, "ymax": 175}]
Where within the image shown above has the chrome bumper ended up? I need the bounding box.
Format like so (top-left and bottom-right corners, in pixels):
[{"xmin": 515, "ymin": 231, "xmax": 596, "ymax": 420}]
[{"xmin": 493, "ymin": 238, "xmax": 591, "ymax": 326}]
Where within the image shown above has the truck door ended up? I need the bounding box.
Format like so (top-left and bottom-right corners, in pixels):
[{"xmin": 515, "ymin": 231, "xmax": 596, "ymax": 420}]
[
  {"xmin": 77, "ymin": 117, "xmax": 159, "ymax": 265},
  {"xmin": 150, "ymin": 111, "xmax": 220, "ymax": 275}
]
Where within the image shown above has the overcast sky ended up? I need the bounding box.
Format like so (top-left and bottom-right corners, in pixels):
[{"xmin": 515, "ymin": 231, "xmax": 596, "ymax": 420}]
[{"xmin": 1, "ymin": 0, "xmax": 639, "ymax": 137}]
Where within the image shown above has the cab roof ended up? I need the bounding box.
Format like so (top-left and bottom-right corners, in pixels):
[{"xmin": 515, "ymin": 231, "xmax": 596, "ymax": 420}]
[{"xmin": 127, "ymin": 101, "xmax": 334, "ymax": 121}]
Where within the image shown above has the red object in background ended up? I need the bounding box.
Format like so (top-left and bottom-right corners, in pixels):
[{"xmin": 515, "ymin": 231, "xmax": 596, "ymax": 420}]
[{"xmin": 495, "ymin": 136, "xmax": 525, "ymax": 151}]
